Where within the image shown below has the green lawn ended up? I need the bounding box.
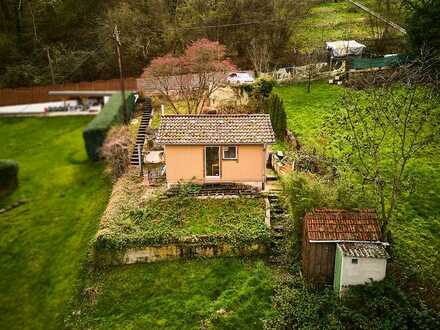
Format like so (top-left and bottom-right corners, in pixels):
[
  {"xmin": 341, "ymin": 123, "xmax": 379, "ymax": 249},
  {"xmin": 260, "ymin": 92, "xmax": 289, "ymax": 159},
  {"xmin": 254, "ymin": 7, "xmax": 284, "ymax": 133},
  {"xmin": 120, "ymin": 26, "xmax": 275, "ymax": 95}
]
[
  {"xmin": 67, "ymin": 258, "xmax": 274, "ymax": 329},
  {"xmin": 277, "ymin": 81, "xmax": 440, "ymax": 305},
  {"xmin": 292, "ymin": 1, "xmax": 403, "ymax": 54},
  {"xmin": 0, "ymin": 117, "xmax": 111, "ymax": 329},
  {"xmin": 274, "ymin": 81, "xmax": 344, "ymax": 152}
]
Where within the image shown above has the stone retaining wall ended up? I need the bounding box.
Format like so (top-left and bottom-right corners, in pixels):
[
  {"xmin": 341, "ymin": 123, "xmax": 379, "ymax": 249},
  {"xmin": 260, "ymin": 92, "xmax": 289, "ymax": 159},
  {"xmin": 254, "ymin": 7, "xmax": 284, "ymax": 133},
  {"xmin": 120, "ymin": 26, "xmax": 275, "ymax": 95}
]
[{"xmin": 95, "ymin": 241, "xmax": 267, "ymax": 266}]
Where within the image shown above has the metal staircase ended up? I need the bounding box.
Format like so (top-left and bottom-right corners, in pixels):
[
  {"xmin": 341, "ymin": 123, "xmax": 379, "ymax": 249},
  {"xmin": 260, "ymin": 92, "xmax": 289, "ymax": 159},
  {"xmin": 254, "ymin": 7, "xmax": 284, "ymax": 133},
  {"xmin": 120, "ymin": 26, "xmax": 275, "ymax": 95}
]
[{"xmin": 130, "ymin": 98, "xmax": 152, "ymax": 166}]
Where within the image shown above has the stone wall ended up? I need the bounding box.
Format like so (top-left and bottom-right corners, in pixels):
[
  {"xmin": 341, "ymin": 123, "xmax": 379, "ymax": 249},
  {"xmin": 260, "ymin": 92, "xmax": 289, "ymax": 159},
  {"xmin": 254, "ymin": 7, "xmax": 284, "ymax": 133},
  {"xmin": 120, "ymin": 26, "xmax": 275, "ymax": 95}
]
[{"xmin": 94, "ymin": 242, "xmax": 267, "ymax": 266}]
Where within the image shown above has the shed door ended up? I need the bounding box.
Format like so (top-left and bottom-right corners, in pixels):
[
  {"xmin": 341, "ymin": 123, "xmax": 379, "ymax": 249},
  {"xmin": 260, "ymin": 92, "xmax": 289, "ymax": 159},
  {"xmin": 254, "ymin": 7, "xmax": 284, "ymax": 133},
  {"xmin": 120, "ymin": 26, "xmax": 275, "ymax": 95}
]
[{"xmin": 205, "ymin": 146, "xmax": 220, "ymax": 178}]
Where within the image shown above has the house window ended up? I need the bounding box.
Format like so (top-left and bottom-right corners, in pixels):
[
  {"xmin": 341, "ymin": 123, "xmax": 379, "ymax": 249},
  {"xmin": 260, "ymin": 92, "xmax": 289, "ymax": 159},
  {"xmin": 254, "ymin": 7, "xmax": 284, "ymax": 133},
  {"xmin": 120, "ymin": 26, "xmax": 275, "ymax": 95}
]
[
  {"xmin": 351, "ymin": 258, "xmax": 358, "ymax": 264},
  {"xmin": 223, "ymin": 146, "xmax": 237, "ymax": 160}
]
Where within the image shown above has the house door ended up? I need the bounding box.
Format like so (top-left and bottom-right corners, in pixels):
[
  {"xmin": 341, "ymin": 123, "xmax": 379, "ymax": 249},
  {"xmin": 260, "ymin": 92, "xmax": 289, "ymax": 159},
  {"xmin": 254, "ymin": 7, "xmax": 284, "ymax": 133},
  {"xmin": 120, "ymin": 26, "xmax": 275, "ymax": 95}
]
[{"xmin": 205, "ymin": 146, "xmax": 220, "ymax": 178}]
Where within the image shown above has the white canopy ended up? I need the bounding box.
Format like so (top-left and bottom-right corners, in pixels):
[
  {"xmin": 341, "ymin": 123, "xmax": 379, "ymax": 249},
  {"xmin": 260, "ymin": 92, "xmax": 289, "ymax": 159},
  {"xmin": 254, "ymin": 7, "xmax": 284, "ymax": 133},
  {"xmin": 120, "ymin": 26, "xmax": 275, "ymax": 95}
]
[{"xmin": 325, "ymin": 40, "xmax": 366, "ymax": 58}]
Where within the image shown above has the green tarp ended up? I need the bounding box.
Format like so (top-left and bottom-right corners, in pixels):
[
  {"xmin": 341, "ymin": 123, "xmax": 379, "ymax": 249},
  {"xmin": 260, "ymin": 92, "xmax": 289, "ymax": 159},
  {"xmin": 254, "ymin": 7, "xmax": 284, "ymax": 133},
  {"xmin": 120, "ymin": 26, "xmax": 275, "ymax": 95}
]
[{"xmin": 350, "ymin": 54, "xmax": 410, "ymax": 70}]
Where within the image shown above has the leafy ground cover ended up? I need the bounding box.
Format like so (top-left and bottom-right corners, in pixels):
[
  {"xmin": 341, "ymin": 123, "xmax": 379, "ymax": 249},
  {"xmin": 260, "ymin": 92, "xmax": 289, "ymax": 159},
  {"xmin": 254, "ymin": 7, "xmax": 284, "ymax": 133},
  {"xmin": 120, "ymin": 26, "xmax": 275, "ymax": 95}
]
[
  {"xmin": 96, "ymin": 186, "xmax": 269, "ymax": 250},
  {"xmin": 66, "ymin": 258, "xmax": 274, "ymax": 330},
  {"xmin": 0, "ymin": 117, "xmax": 111, "ymax": 330}
]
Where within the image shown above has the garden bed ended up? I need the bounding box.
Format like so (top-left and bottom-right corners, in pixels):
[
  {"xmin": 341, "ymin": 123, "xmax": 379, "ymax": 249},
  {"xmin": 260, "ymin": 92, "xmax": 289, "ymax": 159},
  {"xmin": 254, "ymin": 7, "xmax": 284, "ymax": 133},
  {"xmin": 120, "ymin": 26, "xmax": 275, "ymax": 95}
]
[{"xmin": 94, "ymin": 172, "xmax": 270, "ymax": 265}]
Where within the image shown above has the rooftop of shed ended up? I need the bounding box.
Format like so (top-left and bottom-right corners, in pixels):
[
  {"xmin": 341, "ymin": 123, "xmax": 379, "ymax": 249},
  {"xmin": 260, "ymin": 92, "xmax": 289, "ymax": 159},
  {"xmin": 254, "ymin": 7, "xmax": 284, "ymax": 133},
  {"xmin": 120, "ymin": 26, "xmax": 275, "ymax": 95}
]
[
  {"xmin": 305, "ymin": 209, "xmax": 381, "ymax": 242},
  {"xmin": 155, "ymin": 114, "xmax": 275, "ymax": 145},
  {"xmin": 338, "ymin": 242, "xmax": 389, "ymax": 259}
]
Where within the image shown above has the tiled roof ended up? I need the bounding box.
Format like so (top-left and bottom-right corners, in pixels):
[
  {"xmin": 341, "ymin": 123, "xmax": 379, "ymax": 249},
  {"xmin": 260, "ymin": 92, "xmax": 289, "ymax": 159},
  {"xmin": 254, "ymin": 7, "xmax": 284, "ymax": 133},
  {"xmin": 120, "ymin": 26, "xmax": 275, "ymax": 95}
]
[
  {"xmin": 155, "ymin": 114, "xmax": 275, "ymax": 145},
  {"xmin": 305, "ymin": 209, "xmax": 381, "ymax": 242},
  {"xmin": 338, "ymin": 242, "xmax": 389, "ymax": 259}
]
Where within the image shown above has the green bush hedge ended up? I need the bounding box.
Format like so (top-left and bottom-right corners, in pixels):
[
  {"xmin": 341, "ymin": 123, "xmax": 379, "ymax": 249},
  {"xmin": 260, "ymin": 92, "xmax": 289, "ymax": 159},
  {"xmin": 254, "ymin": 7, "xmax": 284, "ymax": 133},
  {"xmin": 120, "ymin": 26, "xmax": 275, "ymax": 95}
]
[
  {"xmin": 83, "ymin": 92, "xmax": 136, "ymax": 160},
  {"xmin": 267, "ymin": 93, "xmax": 287, "ymax": 140},
  {"xmin": 0, "ymin": 159, "xmax": 18, "ymax": 197}
]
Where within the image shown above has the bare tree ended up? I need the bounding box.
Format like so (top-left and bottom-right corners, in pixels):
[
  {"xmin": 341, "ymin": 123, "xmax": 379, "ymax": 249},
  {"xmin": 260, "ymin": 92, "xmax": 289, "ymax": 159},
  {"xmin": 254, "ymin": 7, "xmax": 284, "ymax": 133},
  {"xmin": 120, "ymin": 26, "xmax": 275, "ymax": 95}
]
[
  {"xmin": 331, "ymin": 60, "xmax": 440, "ymax": 236},
  {"xmin": 248, "ymin": 38, "xmax": 271, "ymax": 76}
]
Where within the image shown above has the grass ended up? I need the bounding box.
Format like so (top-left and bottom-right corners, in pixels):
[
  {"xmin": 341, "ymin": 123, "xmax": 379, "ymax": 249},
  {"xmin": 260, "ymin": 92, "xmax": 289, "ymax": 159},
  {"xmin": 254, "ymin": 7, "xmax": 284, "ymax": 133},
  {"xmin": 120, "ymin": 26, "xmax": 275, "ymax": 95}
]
[
  {"xmin": 67, "ymin": 258, "xmax": 274, "ymax": 330},
  {"xmin": 274, "ymin": 81, "xmax": 344, "ymax": 152},
  {"xmin": 0, "ymin": 117, "xmax": 111, "ymax": 330},
  {"xmin": 97, "ymin": 194, "xmax": 269, "ymax": 250},
  {"xmin": 292, "ymin": 1, "xmax": 403, "ymax": 54},
  {"xmin": 276, "ymin": 81, "xmax": 440, "ymax": 307}
]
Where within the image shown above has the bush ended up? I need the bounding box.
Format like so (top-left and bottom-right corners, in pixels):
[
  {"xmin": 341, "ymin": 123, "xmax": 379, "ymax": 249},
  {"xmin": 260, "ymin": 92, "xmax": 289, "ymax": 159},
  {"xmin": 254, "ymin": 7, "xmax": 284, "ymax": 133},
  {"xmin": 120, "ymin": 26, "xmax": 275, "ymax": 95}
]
[
  {"xmin": 101, "ymin": 125, "xmax": 131, "ymax": 181},
  {"xmin": 267, "ymin": 93, "xmax": 287, "ymax": 140},
  {"xmin": 265, "ymin": 274, "xmax": 440, "ymax": 330},
  {"xmin": 83, "ymin": 92, "xmax": 135, "ymax": 160},
  {"xmin": 0, "ymin": 159, "xmax": 18, "ymax": 197}
]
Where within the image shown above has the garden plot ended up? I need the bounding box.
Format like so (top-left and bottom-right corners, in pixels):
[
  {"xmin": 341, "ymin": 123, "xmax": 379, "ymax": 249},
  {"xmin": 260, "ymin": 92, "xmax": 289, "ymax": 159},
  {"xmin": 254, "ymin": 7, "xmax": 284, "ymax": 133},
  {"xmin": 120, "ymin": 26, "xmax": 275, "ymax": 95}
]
[{"xmin": 93, "ymin": 171, "xmax": 270, "ymax": 265}]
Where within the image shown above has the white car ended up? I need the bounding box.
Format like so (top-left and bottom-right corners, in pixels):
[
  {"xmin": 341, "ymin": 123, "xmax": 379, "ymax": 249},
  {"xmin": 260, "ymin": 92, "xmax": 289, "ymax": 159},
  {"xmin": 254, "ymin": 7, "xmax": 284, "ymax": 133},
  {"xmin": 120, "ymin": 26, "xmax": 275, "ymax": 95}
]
[{"xmin": 226, "ymin": 71, "xmax": 255, "ymax": 85}]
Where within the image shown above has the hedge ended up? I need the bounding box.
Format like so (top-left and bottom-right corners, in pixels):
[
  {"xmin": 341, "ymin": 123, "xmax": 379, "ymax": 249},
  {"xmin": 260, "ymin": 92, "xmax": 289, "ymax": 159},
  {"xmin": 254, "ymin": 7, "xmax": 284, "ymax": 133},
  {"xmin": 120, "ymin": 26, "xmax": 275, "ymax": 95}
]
[
  {"xmin": 0, "ymin": 159, "xmax": 18, "ymax": 197},
  {"xmin": 83, "ymin": 92, "xmax": 136, "ymax": 160}
]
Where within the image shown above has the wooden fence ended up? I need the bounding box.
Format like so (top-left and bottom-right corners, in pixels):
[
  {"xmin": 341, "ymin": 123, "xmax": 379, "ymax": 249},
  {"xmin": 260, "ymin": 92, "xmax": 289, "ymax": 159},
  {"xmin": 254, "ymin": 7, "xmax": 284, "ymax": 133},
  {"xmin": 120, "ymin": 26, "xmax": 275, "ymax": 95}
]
[{"xmin": 0, "ymin": 78, "xmax": 137, "ymax": 106}]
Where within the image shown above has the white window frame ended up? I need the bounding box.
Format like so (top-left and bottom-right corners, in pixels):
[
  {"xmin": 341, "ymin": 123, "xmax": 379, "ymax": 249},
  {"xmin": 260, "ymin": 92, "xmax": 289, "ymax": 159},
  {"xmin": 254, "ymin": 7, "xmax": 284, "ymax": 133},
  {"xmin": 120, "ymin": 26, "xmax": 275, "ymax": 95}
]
[{"xmin": 222, "ymin": 146, "xmax": 238, "ymax": 160}]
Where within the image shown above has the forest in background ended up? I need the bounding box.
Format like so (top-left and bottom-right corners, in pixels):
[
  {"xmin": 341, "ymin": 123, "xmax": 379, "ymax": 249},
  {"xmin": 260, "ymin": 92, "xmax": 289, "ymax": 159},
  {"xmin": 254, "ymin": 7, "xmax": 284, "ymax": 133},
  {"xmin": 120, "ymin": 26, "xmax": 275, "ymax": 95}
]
[
  {"xmin": 0, "ymin": 0, "xmax": 317, "ymax": 88},
  {"xmin": 0, "ymin": 0, "xmax": 411, "ymax": 89}
]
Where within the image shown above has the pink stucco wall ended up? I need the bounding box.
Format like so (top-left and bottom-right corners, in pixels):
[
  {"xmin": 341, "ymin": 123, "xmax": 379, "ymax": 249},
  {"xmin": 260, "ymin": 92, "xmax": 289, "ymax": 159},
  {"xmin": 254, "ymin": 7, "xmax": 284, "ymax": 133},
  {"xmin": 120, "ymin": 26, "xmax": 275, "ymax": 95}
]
[{"xmin": 164, "ymin": 144, "xmax": 267, "ymax": 188}]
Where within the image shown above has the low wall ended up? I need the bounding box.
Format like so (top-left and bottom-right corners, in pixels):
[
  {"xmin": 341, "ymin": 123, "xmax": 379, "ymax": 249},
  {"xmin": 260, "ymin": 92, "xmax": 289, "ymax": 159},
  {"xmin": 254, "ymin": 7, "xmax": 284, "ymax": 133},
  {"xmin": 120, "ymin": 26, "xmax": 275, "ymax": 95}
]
[{"xmin": 95, "ymin": 241, "xmax": 267, "ymax": 266}]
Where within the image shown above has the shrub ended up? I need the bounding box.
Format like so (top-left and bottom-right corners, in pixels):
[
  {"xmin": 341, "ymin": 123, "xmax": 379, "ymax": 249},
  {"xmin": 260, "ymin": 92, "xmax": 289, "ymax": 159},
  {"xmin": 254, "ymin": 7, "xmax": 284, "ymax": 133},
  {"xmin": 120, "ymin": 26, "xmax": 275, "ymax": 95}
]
[
  {"xmin": 264, "ymin": 274, "xmax": 440, "ymax": 330},
  {"xmin": 101, "ymin": 125, "xmax": 131, "ymax": 181},
  {"xmin": 83, "ymin": 92, "xmax": 135, "ymax": 160},
  {"xmin": 0, "ymin": 159, "xmax": 18, "ymax": 198},
  {"xmin": 267, "ymin": 93, "xmax": 287, "ymax": 140}
]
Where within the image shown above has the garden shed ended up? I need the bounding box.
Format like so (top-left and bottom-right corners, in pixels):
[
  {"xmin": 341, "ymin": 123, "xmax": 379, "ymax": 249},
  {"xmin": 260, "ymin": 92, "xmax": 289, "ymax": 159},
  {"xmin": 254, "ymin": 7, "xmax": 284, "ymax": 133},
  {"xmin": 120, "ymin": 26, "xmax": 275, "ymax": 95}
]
[
  {"xmin": 302, "ymin": 209, "xmax": 383, "ymax": 284},
  {"xmin": 334, "ymin": 242, "xmax": 389, "ymax": 294}
]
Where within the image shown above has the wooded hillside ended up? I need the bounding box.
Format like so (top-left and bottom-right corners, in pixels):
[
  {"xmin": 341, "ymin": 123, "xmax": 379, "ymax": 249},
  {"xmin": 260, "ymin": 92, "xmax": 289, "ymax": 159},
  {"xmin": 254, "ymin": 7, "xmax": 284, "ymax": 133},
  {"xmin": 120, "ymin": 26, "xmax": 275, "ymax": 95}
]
[{"xmin": 0, "ymin": 0, "xmax": 313, "ymax": 88}]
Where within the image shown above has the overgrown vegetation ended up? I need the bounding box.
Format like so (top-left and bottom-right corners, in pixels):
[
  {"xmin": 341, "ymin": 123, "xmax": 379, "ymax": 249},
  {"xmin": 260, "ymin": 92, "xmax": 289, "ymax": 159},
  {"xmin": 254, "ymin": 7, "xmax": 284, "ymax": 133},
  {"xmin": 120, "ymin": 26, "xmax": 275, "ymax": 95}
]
[
  {"xmin": 276, "ymin": 79, "xmax": 440, "ymax": 315},
  {"xmin": 101, "ymin": 125, "xmax": 131, "ymax": 181},
  {"xmin": 66, "ymin": 258, "xmax": 274, "ymax": 329},
  {"xmin": 265, "ymin": 265, "xmax": 440, "ymax": 329},
  {"xmin": 96, "ymin": 193, "xmax": 269, "ymax": 251},
  {"xmin": 0, "ymin": 117, "xmax": 111, "ymax": 329}
]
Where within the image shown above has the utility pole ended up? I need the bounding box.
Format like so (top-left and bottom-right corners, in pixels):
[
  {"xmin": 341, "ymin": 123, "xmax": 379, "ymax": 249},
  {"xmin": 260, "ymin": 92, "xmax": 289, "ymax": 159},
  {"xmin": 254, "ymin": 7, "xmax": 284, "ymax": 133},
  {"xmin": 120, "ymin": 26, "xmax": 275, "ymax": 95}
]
[
  {"xmin": 113, "ymin": 25, "xmax": 128, "ymax": 124},
  {"xmin": 46, "ymin": 47, "xmax": 55, "ymax": 84}
]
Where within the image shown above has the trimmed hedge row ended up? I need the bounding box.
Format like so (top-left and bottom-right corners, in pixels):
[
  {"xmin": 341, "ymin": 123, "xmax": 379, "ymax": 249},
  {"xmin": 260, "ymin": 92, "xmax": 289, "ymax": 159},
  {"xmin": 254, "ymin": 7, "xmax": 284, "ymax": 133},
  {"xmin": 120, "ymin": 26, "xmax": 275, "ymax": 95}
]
[
  {"xmin": 83, "ymin": 92, "xmax": 135, "ymax": 160},
  {"xmin": 0, "ymin": 159, "xmax": 18, "ymax": 197}
]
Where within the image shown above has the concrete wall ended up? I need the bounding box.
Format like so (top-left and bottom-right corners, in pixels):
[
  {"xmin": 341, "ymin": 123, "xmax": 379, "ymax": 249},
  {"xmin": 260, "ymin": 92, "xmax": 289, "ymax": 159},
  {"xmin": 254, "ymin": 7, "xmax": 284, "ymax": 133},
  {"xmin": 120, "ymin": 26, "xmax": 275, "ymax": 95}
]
[
  {"xmin": 100, "ymin": 242, "xmax": 267, "ymax": 265},
  {"xmin": 164, "ymin": 144, "xmax": 266, "ymax": 189},
  {"xmin": 340, "ymin": 254, "xmax": 387, "ymax": 287}
]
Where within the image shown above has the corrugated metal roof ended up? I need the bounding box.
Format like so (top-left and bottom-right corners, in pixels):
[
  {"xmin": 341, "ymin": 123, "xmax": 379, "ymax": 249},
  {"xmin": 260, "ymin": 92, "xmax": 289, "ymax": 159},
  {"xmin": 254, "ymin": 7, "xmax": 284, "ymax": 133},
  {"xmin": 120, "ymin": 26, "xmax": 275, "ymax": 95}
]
[
  {"xmin": 156, "ymin": 114, "xmax": 275, "ymax": 145},
  {"xmin": 305, "ymin": 208, "xmax": 381, "ymax": 242},
  {"xmin": 338, "ymin": 242, "xmax": 389, "ymax": 259}
]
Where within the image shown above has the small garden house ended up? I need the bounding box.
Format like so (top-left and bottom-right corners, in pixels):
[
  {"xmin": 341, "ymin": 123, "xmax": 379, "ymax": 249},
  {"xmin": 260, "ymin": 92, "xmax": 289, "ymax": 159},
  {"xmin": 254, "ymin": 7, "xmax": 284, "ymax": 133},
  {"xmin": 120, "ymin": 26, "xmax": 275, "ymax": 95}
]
[
  {"xmin": 155, "ymin": 114, "xmax": 275, "ymax": 190},
  {"xmin": 302, "ymin": 209, "xmax": 388, "ymax": 289},
  {"xmin": 334, "ymin": 242, "xmax": 389, "ymax": 293}
]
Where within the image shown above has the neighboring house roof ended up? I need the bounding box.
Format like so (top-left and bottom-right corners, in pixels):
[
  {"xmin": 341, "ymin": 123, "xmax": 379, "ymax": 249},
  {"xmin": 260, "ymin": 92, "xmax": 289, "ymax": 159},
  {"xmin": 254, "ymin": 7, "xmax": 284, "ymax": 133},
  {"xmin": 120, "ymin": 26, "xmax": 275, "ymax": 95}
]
[
  {"xmin": 338, "ymin": 242, "xmax": 389, "ymax": 259},
  {"xmin": 156, "ymin": 114, "xmax": 275, "ymax": 145},
  {"xmin": 305, "ymin": 208, "xmax": 381, "ymax": 242}
]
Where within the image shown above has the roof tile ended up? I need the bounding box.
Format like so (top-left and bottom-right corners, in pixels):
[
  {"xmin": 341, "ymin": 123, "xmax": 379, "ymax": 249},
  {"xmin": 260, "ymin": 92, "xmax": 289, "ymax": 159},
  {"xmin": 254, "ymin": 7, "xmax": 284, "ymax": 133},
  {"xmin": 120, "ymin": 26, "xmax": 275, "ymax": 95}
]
[
  {"xmin": 155, "ymin": 114, "xmax": 275, "ymax": 145},
  {"xmin": 305, "ymin": 209, "xmax": 381, "ymax": 242}
]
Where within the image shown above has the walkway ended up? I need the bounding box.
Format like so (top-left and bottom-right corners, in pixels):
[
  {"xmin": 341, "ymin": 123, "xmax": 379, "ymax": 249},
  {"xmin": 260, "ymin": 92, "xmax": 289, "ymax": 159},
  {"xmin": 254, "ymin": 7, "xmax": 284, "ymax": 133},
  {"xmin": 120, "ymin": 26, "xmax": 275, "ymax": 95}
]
[{"xmin": 130, "ymin": 98, "xmax": 153, "ymax": 166}]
